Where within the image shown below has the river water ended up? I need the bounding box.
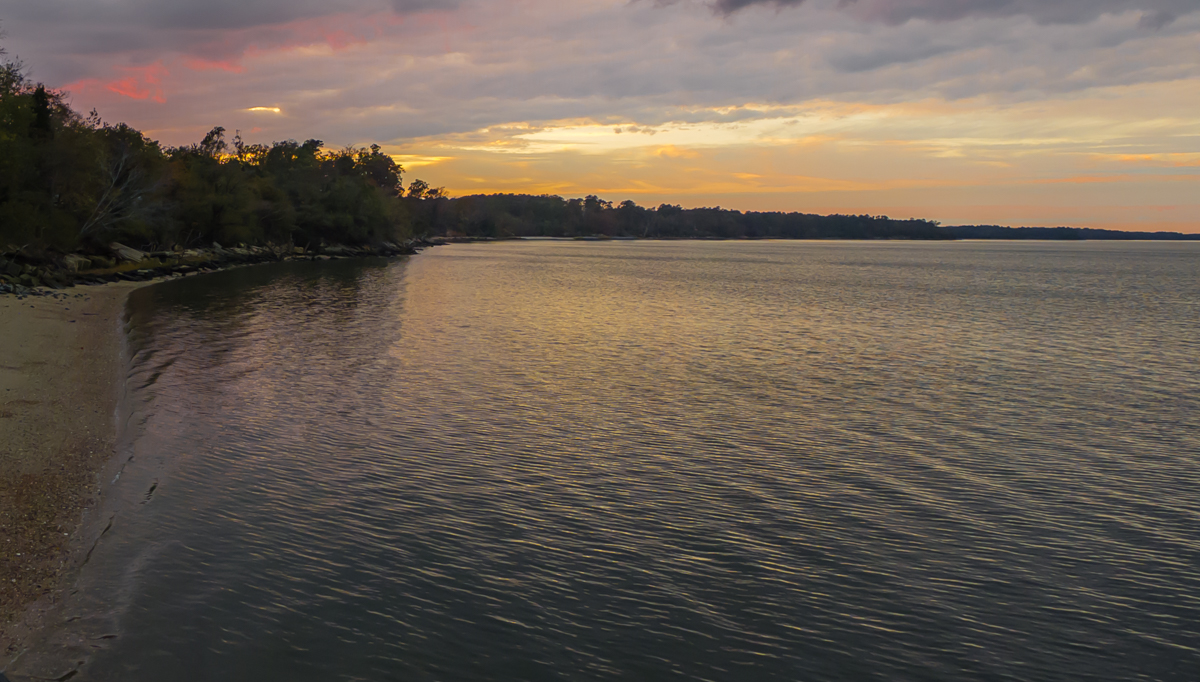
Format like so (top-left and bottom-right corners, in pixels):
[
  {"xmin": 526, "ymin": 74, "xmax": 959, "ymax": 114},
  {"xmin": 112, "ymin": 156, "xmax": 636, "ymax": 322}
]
[{"xmin": 22, "ymin": 241, "xmax": 1200, "ymax": 680}]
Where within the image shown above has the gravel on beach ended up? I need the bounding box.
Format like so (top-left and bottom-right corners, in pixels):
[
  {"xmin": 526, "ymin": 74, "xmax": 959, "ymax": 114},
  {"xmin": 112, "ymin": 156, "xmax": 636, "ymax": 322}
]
[{"xmin": 0, "ymin": 283, "xmax": 141, "ymax": 665}]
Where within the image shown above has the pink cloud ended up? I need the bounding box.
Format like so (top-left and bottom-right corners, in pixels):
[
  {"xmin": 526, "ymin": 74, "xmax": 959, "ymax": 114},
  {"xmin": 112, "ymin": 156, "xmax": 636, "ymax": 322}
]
[
  {"xmin": 60, "ymin": 62, "xmax": 168, "ymax": 103},
  {"xmin": 184, "ymin": 57, "xmax": 246, "ymax": 73},
  {"xmin": 189, "ymin": 13, "xmax": 380, "ymax": 64},
  {"xmin": 59, "ymin": 78, "xmax": 102, "ymax": 96},
  {"xmin": 321, "ymin": 28, "xmax": 369, "ymax": 51},
  {"xmin": 103, "ymin": 63, "xmax": 169, "ymax": 103},
  {"xmin": 106, "ymin": 76, "xmax": 152, "ymax": 100}
]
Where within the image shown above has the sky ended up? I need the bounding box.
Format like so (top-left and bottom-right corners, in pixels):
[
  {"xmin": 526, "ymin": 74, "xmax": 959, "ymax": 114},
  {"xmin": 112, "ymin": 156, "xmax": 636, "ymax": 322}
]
[{"xmin": 2, "ymin": 0, "xmax": 1198, "ymax": 231}]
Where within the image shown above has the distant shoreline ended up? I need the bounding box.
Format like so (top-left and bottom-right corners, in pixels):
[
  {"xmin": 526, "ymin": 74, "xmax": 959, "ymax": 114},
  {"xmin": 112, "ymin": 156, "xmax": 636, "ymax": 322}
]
[{"xmin": 942, "ymin": 225, "xmax": 1200, "ymax": 241}]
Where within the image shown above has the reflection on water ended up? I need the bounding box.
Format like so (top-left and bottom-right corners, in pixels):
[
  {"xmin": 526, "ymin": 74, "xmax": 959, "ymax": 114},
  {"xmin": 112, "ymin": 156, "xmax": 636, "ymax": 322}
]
[{"xmin": 23, "ymin": 242, "xmax": 1200, "ymax": 680}]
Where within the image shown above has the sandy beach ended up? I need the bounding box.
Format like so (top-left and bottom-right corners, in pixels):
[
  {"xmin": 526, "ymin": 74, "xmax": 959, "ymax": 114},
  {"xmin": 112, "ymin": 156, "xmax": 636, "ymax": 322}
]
[{"xmin": 0, "ymin": 282, "xmax": 144, "ymax": 666}]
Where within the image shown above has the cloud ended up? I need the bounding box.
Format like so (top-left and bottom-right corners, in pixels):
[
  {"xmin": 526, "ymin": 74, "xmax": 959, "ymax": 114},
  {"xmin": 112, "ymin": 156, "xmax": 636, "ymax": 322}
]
[
  {"xmin": 713, "ymin": 0, "xmax": 1198, "ymax": 26},
  {"xmin": 1138, "ymin": 9, "xmax": 1178, "ymax": 28},
  {"xmin": 0, "ymin": 0, "xmax": 458, "ymax": 78},
  {"xmin": 62, "ymin": 62, "xmax": 169, "ymax": 103},
  {"xmin": 3, "ymin": 0, "xmax": 1199, "ymax": 149},
  {"xmin": 0, "ymin": 0, "xmax": 458, "ymax": 31}
]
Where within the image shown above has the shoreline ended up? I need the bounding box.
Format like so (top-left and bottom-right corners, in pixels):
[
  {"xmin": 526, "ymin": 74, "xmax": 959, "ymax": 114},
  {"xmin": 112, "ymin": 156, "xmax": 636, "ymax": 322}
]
[
  {"xmin": 0, "ymin": 280, "xmax": 149, "ymax": 668},
  {"xmin": 0, "ymin": 250, "xmax": 426, "ymax": 672}
]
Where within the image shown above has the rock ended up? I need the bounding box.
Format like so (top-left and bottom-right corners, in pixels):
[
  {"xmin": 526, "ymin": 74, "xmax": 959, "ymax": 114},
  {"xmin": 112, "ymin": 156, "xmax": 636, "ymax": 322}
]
[
  {"xmin": 63, "ymin": 254, "xmax": 92, "ymax": 272},
  {"xmin": 293, "ymin": 246, "xmax": 307, "ymax": 255},
  {"xmin": 109, "ymin": 242, "xmax": 147, "ymax": 263}
]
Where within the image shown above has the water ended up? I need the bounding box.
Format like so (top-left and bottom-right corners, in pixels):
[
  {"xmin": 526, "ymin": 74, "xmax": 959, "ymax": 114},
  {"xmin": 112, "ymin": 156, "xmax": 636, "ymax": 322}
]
[{"xmin": 23, "ymin": 241, "xmax": 1200, "ymax": 680}]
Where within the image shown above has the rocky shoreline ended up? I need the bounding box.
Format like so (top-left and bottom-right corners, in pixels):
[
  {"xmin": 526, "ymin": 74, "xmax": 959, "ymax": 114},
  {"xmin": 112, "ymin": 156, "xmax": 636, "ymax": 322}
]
[{"xmin": 0, "ymin": 238, "xmax": 446, "ymax": 298}]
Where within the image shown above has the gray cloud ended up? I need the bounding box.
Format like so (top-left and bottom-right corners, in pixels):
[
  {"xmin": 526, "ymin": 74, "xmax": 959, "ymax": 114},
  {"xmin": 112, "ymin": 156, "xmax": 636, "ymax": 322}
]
[
  {"xmin": 0, "ymin": 0, "xmax": 461, "ymax": 81},
  {"xmin": 826, "ymin": 40, "xmax": 955, "ymax": 72},
  {"xmin": 2, "ymin": 0, "xmax": 1198, "ymax": 149},
  {"xmin": 0, "ymin": 0, "xmax": 458, "ymax": 31},
  {"xmin": 1138, "ymin": 9, "xmax": 1178, "ymax": 28},
  {"xmin": 714, "ymin": 0, "xmax": 1199, "ymax": 26}
]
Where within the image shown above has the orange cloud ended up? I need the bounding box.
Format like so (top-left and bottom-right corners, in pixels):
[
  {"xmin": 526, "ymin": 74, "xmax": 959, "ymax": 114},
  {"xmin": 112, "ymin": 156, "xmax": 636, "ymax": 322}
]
[
  {"xmin": 1109, "ymin": 153, "xmax": 1200, "ymax": 168},
  {"xmin": 652, "ymin": 145, "xmax": 700, "ymax": 159},
  {"xmin": 1022, "ymin": 174, "xmax": 1200, "ymax": 185}
]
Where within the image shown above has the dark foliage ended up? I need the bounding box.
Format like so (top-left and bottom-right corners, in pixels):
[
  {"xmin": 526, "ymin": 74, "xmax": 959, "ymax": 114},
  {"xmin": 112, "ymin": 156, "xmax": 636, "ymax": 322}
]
[
  {"xmin": 945, "ymin": 225, "xmax": 1200, "ymax": 241},
  {"xmin": 1, "ymin": 43, "xmax": 427, "ymax": 254},
  {"xmin": 420, "ymin": 194, "xmax": 951, "ymax": 240}
]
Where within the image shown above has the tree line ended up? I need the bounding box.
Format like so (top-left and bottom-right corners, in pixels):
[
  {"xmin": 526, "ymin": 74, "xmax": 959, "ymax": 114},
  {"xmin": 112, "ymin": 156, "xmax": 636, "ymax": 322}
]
[
  {"xmin": 408, "ymin": 193, "xmax": 950, "ymax": 240},
  {"xmin": 2, "ymin": 48, "xmax": 451, "ymax": 254},
  {"xmin": 943, "ymin": 225, "xmax": 1200, "ymax": 241}
]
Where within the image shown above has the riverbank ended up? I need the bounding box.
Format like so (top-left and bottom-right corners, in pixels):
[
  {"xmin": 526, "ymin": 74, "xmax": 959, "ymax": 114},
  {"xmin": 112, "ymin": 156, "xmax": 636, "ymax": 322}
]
[
  {"xmin": 0, "ymin": 282, "xmax": 146, "ymax": 666},
  {"xmin": 0, "ymin": 239, "xmax": 438, "ymax": 298},
  {"xmin": 0, "ymin": 244, "xmax": 436, "ymax": 670}
]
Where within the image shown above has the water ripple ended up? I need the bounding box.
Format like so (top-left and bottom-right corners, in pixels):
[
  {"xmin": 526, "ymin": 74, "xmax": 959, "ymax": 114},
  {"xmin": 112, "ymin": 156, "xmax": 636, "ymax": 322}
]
[{"xmin": 47, "ymin": 243, "xmax": 1200, "ymax": 681}]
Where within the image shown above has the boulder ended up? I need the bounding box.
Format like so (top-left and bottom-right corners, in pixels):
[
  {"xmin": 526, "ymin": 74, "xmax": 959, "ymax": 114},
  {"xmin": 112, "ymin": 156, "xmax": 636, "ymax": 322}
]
[
  {"xmin": 109, "ymin": 242, "xmax": 147, "ymax": 263},
  {"xmin": 63, "ymin": 254, "xmax": 92, "ymax": 272}
]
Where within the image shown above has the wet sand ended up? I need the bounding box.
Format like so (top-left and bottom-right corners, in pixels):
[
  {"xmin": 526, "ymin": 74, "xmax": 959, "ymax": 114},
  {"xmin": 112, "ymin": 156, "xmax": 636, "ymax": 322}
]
[{"xmin": 0, "ymin": 283, "xmax": 144, "ymax": 667}]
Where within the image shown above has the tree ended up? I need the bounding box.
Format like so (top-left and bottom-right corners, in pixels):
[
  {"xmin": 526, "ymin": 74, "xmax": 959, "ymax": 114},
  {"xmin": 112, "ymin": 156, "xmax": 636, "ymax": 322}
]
[{"xmin": 78, "ymin": 123, "xmax": 167, "ymax": 240}]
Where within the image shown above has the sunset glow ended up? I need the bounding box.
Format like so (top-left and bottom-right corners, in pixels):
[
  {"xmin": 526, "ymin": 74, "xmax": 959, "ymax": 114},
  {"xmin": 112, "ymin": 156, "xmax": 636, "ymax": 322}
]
[{"xmin": 4, "ymin": 0, "xmax": 1197, "ymax": 230}]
